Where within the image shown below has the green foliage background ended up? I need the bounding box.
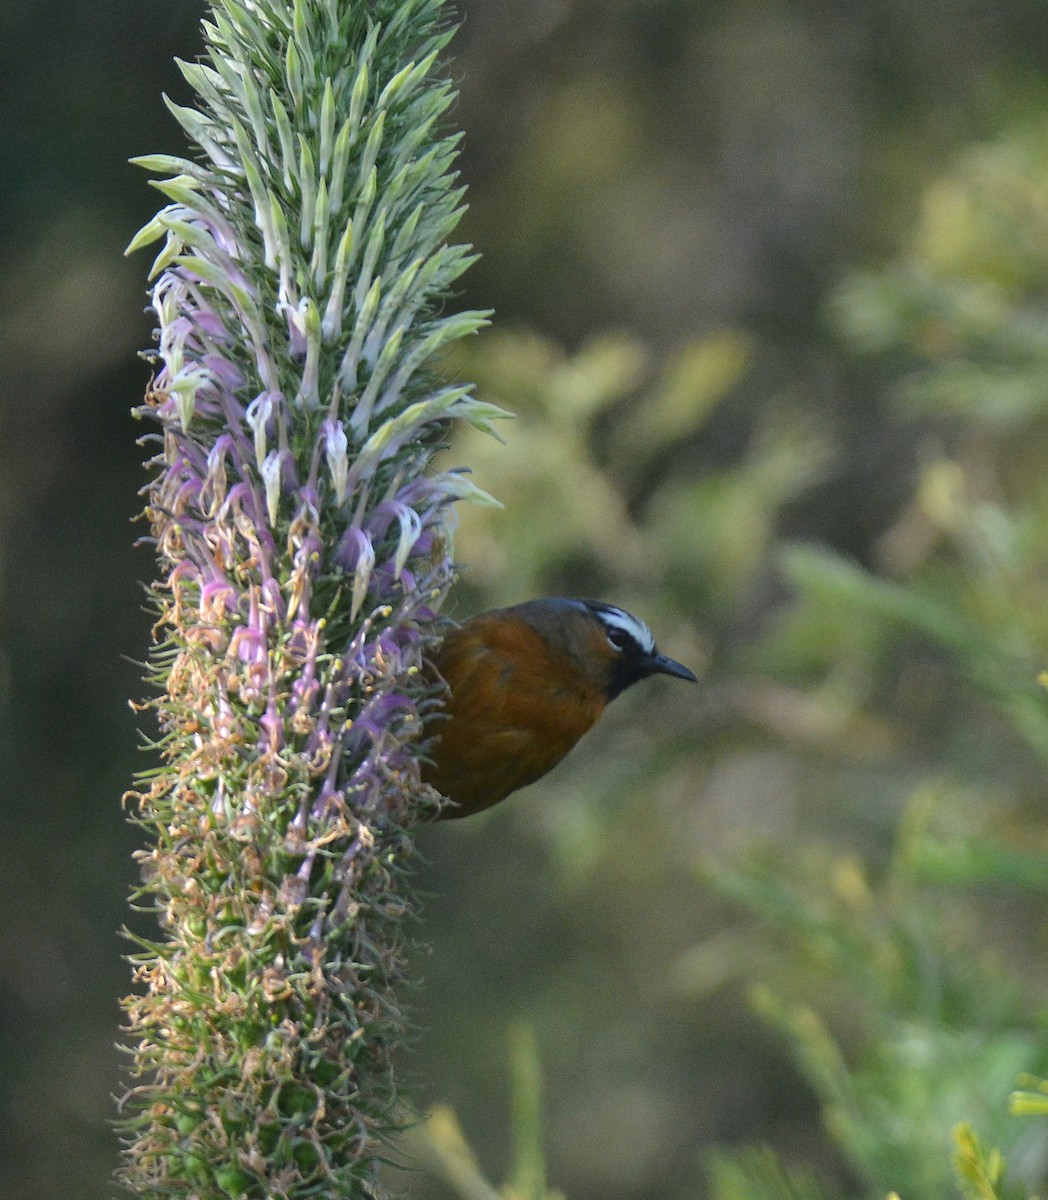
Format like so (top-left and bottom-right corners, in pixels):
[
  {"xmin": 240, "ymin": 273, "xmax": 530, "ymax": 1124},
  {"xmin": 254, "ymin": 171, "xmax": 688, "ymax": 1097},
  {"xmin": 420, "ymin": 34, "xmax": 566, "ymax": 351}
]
[{"xmin": 4, "ymin": 2, "xmax": 1048, "ymax": 1198}]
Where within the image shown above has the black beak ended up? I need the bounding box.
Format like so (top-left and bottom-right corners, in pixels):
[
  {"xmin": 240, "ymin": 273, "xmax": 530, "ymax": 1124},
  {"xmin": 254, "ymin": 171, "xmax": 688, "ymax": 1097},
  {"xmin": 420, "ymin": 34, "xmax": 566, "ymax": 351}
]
[{"xmin": 646, "ymin": 651, "xmax": 698, "ymax": 683}]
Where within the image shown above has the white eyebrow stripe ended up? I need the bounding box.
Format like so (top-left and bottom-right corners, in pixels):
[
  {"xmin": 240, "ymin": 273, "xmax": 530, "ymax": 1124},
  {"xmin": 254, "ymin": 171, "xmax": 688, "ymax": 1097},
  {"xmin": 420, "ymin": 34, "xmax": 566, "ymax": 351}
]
[{"xmin": 595, "ymin": 606, "xmax": 655, "ymax": 654}]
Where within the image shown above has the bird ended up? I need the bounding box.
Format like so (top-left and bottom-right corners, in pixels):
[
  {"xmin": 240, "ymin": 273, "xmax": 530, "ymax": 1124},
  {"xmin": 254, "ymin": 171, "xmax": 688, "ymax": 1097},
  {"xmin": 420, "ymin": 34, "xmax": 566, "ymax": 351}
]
[{"xmin": 422, "ymin": 597, "xmax": 697, "ymax": 819}]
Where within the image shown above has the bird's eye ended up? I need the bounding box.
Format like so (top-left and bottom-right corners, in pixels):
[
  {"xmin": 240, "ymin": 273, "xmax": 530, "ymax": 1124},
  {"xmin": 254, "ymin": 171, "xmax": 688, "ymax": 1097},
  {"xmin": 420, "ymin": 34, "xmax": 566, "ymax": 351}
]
[{"xmin": 606, "ymin": 628, "xmax": 632, "ymax": 652}]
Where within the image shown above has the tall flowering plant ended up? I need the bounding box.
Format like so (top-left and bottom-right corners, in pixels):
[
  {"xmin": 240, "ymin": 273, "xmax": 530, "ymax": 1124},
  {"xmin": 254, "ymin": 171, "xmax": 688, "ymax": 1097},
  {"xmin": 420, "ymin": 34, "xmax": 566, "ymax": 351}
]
[{"xmin": 118, "ymin": 1, "xmax": 498, "ymax": 1195}]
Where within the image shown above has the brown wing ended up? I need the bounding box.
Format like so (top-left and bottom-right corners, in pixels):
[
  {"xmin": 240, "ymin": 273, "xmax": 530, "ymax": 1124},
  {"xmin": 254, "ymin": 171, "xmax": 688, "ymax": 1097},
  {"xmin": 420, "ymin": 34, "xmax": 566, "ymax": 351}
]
[{"xmin": 424, "ymin": 611, "xmax": 606, "ymax": 817}]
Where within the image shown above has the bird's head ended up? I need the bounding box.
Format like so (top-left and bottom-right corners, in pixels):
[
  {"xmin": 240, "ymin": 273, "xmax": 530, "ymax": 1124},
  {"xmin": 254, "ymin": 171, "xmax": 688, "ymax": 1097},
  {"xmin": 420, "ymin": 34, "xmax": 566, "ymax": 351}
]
[
  {"xmin": 514, "ymin": 597, "xmax": 698, "ymax": 702},
  {"xmin": 579, "ymin": 599, "xmax": 697, "ymax": 700}
]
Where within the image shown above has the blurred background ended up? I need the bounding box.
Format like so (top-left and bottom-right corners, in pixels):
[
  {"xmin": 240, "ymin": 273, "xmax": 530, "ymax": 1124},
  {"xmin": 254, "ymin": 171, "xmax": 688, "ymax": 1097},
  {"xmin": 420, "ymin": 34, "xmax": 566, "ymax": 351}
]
[{"xmin": 5, "ymin": 1, "xmax": 1048, "ymax": 1197}]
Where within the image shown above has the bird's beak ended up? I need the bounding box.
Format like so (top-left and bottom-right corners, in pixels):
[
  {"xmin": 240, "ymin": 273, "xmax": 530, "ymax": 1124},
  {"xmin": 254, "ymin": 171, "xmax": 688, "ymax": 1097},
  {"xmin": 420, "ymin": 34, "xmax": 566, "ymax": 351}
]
[{"xmin": 647, "ymin": 652, "xmax": 698, "ymax": 683}]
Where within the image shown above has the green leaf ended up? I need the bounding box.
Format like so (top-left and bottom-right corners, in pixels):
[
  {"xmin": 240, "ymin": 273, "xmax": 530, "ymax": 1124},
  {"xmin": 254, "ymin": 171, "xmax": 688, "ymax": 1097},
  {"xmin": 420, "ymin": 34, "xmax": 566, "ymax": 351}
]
[
  {"xmin": 508, "ymin": 1023, "xmax": 547, "ymax": 1200},
  {"xmin": 707, "ymin": 1145, "xmax": 832, "ymax": 1200}
]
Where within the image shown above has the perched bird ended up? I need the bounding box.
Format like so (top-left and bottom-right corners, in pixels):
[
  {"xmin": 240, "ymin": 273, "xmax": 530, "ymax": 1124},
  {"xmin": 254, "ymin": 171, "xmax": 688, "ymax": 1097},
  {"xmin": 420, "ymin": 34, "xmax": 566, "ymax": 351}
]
[{"xmin": 423, "ymin": 597, "xmax": 697, "ymax": 819}]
